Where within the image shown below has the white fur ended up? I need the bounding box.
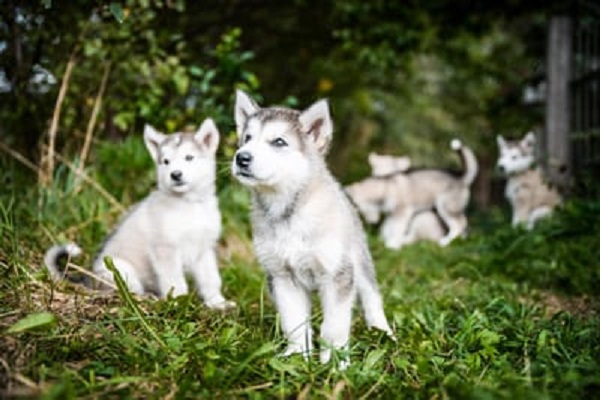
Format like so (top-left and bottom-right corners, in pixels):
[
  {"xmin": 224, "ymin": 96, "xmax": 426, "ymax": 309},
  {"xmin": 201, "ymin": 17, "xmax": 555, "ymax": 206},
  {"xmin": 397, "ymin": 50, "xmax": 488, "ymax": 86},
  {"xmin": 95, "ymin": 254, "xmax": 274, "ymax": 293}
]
[
  {"xmin": 347, "ymin": 140, "xmax": 477, "ymax": 249},
  {"xmin": 496, "ymin": 132, "xmax": 562, "ymax": 229},
  {"xmin": 368, "ymin": 152, "xmax": 411, "ymax": 177},
  {"xmin": 45, "ymin": 119, "xmax": 235, "ymax": 310},
  {"xmin": 232, "ymin": 90, "xmax": 393, "ymax": 369}
]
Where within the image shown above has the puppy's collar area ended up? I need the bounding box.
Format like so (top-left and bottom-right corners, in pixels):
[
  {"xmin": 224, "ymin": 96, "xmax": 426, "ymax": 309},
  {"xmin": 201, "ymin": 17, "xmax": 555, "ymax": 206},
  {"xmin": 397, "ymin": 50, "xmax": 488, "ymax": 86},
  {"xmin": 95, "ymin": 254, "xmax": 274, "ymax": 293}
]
[{"xmin": 255, "ymin": 189, "xmax": 302, "ymax": 222}]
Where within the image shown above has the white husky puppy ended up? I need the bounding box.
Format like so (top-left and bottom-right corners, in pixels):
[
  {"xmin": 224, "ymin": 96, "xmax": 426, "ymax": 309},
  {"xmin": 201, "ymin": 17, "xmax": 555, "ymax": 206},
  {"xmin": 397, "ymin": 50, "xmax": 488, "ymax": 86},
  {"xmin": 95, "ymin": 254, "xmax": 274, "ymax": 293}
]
[
  {"xmin": 496, "ymin": 131, "xmax": 562, "ymax": 229},
  {"xmin": 44, "ymin": 119, "xmax": 235, "ymax": 310},
  {"xmin": 231, "ymin": 90, "xmax": 393, "ymax": 368},
  {"xmin": 368, "ymin": 152, "xmax": 411, "ymax": 177},
  {"xmin": 346, "ymin": 139, "xmax": 478, "ymax": 249}
]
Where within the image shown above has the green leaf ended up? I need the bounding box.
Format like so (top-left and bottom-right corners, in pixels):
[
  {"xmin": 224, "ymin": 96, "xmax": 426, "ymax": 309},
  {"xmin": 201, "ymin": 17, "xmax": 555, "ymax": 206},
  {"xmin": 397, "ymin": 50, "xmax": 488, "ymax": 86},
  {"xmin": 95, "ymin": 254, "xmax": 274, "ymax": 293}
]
[
  {"xmin": 42, "ymin": 0, "xmax": 52, "ymax": 9},
  {"xmin": 364, "ymin": 348, "xmax": 386, "ymax": 369},
  {"xmin": 7, "ymin": 312, "xmax": 56, "ymax": 334},
  {"xmin": 109, "ymin": 3, "xmax": 124, "ymax": 23}
]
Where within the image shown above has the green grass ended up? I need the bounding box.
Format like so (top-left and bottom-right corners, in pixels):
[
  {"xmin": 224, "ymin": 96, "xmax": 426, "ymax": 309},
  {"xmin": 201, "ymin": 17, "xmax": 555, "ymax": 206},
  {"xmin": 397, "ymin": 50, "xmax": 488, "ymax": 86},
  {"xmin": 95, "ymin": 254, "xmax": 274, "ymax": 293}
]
[{"xmin": 1, "ymin": 151, "xmax": 599, "ymax": 399}]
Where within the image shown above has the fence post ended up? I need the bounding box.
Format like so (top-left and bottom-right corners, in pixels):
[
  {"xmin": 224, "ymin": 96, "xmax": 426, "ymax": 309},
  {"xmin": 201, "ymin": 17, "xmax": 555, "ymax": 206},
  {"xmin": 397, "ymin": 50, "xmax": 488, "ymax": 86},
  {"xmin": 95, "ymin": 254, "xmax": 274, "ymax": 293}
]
[{"xmin": 545, "ymin": 16, "xmax": 572, "ymax": 189}]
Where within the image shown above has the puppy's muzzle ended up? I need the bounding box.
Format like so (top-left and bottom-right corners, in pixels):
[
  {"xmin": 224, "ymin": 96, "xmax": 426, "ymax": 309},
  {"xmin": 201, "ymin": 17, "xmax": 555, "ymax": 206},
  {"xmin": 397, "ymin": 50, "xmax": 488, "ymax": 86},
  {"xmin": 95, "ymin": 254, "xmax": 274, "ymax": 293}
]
[
  {"xmin": 171, "ymin": 170, "xmax": 183, "ymax": 182},
  {"xmin": 235, "ymin": 151, "xmax": 253, "ymax": 168}
]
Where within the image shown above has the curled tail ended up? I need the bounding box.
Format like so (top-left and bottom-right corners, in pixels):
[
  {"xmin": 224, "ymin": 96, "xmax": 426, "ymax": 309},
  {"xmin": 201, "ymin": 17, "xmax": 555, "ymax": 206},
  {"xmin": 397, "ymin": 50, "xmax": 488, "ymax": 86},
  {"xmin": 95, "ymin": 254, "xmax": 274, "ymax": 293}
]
[
  {"xmin": 450, "ymin": 139, "xmax": 478, "ymax": 186},
  {"xmin": 44, "ymin": 243, "xmax": 82, "ymax": 281}
]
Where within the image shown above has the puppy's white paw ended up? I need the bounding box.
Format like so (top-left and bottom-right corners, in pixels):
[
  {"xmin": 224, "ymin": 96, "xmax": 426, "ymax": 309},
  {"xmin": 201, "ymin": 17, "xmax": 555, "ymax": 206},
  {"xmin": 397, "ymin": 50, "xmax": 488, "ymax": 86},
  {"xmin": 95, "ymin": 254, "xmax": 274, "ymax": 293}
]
[
  {"xmin": 280, "ymin": 344, "xmax": 311, "ymax": 360},
  {"xmin": 320, "ymin": 347, "xmax": 350, "ymax": 370},
  {"xmin": 206, "ymin": 298, "xmax": 237, "ymax": 310}
]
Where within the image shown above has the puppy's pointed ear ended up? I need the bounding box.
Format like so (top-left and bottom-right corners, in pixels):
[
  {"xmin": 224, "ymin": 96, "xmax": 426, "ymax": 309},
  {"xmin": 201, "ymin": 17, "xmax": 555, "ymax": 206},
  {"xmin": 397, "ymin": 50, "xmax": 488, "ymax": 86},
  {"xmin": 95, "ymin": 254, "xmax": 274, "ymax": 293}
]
[
  {"xmin": 194, "ymin": 118, "xmax": 220, "ymax": 154},
  {"xmin": 368, "ymin": 152, "xmax": 380, "ymax": 168},
  {"xmin": 299, "ymin": 99, "xmax": 333, "ymax": 155},
  {"xmin": 496, "ymin": 135, "xmax": 506, "ymax": 148},
  {"xmin": 234, "ymin": 90, "xmax": 259, "ymax": 137},
  {"xmin": 144, "ymin": 124, "xmax": 165, "ymax": 162},
  {"xmin": 522, "ymin": 131, "xmax": 536, "ymax": 148},
  {"xmin": 395, "ymin": 156, "xmax": 411, "ymax": 172}
]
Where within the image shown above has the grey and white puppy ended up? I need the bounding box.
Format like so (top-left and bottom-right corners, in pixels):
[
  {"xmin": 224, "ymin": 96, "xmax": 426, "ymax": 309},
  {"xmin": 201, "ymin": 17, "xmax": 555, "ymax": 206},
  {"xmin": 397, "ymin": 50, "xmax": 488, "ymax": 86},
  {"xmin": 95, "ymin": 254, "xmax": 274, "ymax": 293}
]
[
  {"xmin": 231, "ymin": 90, "xmax": 393, "ymax": 368},
  {"xmin": 496, "ymin": 132, "xmax": 562, "ymax": 229},
  {"xmin": 346, "ymin": 139, "xmax": 478, "ymax": 249},
  {"xmin": 44, "ymin": 119, "xmax": 235, "ymax": 310}
]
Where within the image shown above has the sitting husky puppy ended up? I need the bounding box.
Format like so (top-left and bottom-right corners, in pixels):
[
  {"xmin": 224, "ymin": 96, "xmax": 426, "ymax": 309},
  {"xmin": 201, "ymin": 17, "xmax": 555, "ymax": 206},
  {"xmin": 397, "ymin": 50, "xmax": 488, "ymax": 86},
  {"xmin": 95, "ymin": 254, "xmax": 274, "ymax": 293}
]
[
  {"xmin": 496, "ymin": 131, "xmax": 562, "ymax": 229},
  {"xmin": 231, "ymin": 90, "xmax": 393, "ymax": 368},
  {"xmin": 346, "ymin": 139, "xmax": 478, "ymax": 249},
  {"xmin": 368, "ymin": 152, "xmax": 411, "ymax": 177},
  {"xmin": 44, "ymin": 119, "xmax": 236, "ymax": 310}
]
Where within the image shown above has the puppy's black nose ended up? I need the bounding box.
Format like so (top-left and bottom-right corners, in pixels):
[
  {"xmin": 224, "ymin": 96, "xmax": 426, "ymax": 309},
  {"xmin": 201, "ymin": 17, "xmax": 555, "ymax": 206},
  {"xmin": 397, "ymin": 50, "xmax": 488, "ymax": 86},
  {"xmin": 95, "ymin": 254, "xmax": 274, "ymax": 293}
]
[
  {"xmin": 171, "ymin": 170, "xmax": 183, "ymax": 181},
  {"xmin": 236, "ymin": 151, "xmax": 253, "ymax": 168}
]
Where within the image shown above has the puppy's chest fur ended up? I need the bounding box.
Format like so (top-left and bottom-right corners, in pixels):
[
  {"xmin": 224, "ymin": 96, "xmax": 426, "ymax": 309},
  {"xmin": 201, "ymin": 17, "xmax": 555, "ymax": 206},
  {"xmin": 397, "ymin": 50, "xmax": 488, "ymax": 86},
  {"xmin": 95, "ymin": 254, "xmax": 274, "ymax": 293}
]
[
  {"xmin": 141, "ymin": 192, "xmax": 220, "ymax": 259},
  {"xmin": 505, "ymin": 169, "xmax": 560, "ymax": 208},
  {"xmin": 251, "ymin": 194, "xmax": 329, "ymax": 290}
]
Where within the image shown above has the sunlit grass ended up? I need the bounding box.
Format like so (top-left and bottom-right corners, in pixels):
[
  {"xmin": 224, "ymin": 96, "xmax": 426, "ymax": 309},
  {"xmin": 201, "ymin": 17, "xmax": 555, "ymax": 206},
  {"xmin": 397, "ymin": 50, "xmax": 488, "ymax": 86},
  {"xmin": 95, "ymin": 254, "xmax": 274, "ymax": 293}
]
[{"xmin": 1, "ymin": 151, "xmax": 599, "ymax": 399}]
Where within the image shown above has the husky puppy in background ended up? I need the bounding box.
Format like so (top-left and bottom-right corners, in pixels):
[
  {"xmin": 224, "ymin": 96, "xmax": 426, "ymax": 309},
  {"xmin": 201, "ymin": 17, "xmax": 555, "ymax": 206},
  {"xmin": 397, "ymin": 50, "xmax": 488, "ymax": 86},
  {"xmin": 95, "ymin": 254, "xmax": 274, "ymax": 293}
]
[
  {"xmin": 379, "ymin": 209, "xmax": 447, "ymax": 248},
  {"xmin": 44, "ymin": 119, "xmax": 236, "ymax": 310},
  {"xmin": 346, "ymin": 139, "xmax": 478, "ymax": 249},
  {"xmin": 231, "ymin": 90, "xmax": 393, "ymax": 368},
  {"xmin": 368, "ymin": 152, "xmax": 411, "ymax": 177},
  {"xmin": 347, "ymin": 152, "xmax": 446, "ymax": 248},
  {"xmin": 496, "ymin": 131, "xmax": 562, "ymax": 229}
]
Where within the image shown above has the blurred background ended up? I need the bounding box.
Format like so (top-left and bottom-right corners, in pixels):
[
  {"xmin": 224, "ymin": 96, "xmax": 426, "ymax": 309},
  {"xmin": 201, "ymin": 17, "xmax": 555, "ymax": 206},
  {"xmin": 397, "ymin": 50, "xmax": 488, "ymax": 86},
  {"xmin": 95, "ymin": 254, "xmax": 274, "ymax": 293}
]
[{"xmin": 1, "ymin": 0, "xmax": 598, "ymax": 212}]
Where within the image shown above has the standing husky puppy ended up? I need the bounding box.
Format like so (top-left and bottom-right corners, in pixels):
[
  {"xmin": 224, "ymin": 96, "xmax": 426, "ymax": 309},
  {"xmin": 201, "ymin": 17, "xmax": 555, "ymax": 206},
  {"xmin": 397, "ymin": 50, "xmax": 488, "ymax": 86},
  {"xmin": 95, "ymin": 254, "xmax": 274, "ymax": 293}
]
[
  {"xmin": 496, "ymin": 132, "xmax": 562, "ymax": 229},
  {"xmin": 231, "ymin": 90, "xmax": 393, "ymax": 368},
  {"xmin": 346, "ymin": 139, "xmax": 478, "ymax": 249},
  {"xmin": 44, "ymin": 119, "xmax": 235, "ymax": 310}
]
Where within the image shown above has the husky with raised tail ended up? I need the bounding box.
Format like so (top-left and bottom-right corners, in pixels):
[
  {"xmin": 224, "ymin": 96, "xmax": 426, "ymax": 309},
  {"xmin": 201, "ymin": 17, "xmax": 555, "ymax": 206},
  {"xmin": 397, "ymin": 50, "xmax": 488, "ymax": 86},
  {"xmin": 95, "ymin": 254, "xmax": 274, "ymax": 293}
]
[
  {"xmin": 231, "ymin": 90, "xmax": 393, "ymax": 368},
  {"xmin": 44, "ymin": 119, "xmax": 236, "ymax": 310},
  {"xmin": 346, "ymin": 139, "xmax": 478, "ymax": 249},
  {"xmin": 496, "ymin": 131, "xmax": 562, "ymax": 229}
]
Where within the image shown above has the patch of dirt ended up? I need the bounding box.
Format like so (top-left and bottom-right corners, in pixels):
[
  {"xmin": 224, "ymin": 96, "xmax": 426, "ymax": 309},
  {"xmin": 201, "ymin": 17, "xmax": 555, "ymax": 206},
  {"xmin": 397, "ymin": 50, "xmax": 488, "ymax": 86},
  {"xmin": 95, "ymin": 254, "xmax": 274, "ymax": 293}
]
[{"xmin": 523, "ymin": 290, "xmax": 600, "ymax": 319}]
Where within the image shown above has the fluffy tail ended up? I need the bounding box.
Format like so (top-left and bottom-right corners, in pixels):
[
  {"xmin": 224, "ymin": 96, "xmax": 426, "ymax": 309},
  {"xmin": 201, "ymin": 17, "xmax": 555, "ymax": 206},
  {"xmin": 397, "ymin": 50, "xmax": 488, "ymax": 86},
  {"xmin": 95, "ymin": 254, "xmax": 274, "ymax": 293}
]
[
  {"xmin": 44, "ymin": 243, "xmax": 83, "ymax": 281},
  {"xmin": 450, "ymin": 139, "xmax": 478, "ymax": 186}
]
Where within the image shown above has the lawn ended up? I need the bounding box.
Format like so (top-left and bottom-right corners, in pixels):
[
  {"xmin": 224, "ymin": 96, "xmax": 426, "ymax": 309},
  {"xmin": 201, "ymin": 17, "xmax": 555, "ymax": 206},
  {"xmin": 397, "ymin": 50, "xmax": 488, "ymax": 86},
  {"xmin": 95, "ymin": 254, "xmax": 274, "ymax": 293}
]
[{"xmin": 1, "ymin": 150, "xmax": 599, "ymax": 399}]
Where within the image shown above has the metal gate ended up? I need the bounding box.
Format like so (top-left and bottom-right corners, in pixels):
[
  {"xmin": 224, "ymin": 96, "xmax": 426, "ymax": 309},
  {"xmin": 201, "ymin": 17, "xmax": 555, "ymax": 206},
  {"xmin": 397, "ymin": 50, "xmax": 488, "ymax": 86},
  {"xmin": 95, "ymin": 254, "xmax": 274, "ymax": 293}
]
[{"xmin": 570, "ymin": 2, "xmax": 600, "ymax": 176}]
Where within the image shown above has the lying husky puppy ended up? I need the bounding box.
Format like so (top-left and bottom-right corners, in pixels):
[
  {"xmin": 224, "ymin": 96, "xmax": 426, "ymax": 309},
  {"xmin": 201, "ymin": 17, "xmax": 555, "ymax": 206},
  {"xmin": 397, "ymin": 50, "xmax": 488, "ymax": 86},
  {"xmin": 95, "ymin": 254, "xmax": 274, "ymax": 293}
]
[
  {"xmin": 346, "ymin": 139, "xmax": 478, "ymax": 249},
  {"xmin": 231, "ymin": 90, "xmax": 393, "ymax": 368},
  {"xmin": 496, "ymin": 131, "xmax": 562, "ymax": 229},
  {"xmin": 378, "ymin": 209, "xmax": 447, "ymax": 248},
  {"xmin": 44, "ymin": 119, "xmax": 236, "ymax": 310}
]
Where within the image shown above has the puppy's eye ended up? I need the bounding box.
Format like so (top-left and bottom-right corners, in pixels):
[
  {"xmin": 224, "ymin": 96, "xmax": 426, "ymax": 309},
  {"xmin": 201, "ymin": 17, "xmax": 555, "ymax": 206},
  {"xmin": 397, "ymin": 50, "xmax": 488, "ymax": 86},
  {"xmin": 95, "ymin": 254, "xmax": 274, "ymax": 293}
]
[
  {"xmin": 244, "ymin": 134, "xmax": 252, "ymax": 144},
  {"xmin": 163, "ymin": 159, "xmax": 170, "ymax": 165},
  {"xmin": 185, "ymin": 155, "xmax": 194, "ymax": 161},
  {"xmin": 271, "ymin": 138, "xmax": 288, "ymax": 147}
]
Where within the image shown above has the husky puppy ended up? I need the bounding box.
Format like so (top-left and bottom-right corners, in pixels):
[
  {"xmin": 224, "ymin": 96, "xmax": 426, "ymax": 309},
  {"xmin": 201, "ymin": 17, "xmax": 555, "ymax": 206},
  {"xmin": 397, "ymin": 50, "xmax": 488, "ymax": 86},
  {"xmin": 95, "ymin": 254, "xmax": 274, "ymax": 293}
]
[
  {"xmin": 496, "ymin": 132, "xmax": 562, "ymax": 229},
  {"xmin": 231, "ymin": 90, "xmax": 393, "ymax": 368},
  {"xmin": 379, "ymin": 209, "xmax": 447, "ymax": 248},
  {"xmin": 346, "ymin": 139, "xmax": 478, "ymax": 249},
  {"xmin": 44, "ymin": 119, "xmax": 236, "ymax": 310},
  {"xmin": 368, "ymin": 152, "xmax": 411, "ymax": 177}
]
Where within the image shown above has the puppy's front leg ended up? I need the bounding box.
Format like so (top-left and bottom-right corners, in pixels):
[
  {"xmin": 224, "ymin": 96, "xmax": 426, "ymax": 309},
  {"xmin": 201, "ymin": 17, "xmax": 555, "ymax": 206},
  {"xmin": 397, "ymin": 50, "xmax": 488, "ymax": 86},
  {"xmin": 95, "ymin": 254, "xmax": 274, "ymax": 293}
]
[
  {"xmin": 151, "ymin": 245, "xmax": 188, "ymax": 298},
  {"xmin": 270, "ymin": 274, "xmax": 313, "ymax": 358},
  {"xmin": 318, "ymin": 273, "xmax": 355, "ymax": 369},
  {"xmin": 190, "ymin": 249, "xmax": 236, "ymax": 310}
]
